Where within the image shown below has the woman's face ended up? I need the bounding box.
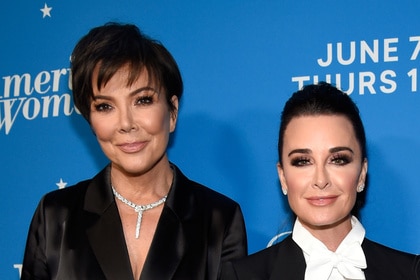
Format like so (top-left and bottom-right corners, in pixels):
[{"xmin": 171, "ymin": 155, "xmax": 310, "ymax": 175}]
[
  {"xmin": 90, "ymin": 65, "xmax": 178, "ymax": 176},
  {"xmin": 278, "ymin": 115, "xmax": 367, "ymax": 232}
]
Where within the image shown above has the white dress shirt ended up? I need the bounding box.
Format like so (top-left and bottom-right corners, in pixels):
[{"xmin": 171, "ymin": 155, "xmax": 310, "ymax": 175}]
[{"xmin": 292, "ymin": 216, "xmax": 367, "ymax": 280}]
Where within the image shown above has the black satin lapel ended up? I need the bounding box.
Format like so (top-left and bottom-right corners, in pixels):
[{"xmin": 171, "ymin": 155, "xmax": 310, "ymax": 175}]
[
  {"xmin": 86, "ymin": 202, "xmax": 134, "ymax": 280},
  {"xmin": 82, "ymin": 165, "xmax": 133, "ymax": 279},
  {"xmin": 363, "ymin": 269, "xmax": 375, "ymax": 280},
  {"xmin": 269, "ymin": 236, "xmax": 306, "ymax": 280},
  {"xmin": 361, "ymin": 239, "xmax": 377, "ymax": 280},
  {"xmin": 140, "ymin": 207, "xmax": 186, "ymax": 280}
]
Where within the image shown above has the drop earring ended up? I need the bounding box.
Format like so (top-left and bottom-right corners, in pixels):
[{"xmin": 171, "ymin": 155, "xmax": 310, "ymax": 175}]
[
  {"xmin": 357, "ymin": 184, "xmax": 365, "ymax": 192},
  {"xmin": 282, "ymin": 188, "xmax": 288, "ymax": 195}
]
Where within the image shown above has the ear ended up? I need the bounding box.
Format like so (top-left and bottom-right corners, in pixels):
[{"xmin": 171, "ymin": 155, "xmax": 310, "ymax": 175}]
[
  {"xmin": 358, "ymin": 158, "xmax": 368, "ymax": 187},
  {"xmin": 169, "ymin": 95, "xmax": 179, "ymax": 133},
  {"xmin": 277, "ymin": 162, "xmax": 288, "ymax": 195}
]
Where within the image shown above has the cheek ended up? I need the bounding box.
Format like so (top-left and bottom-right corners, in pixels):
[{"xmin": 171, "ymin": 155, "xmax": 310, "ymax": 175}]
[
  {"xmin": 90, "ymin": 117, "xmax": 113, "ymax": 140},
  {"xmin": 143, "ymin": 110, "xmax": 171, "ymax": 134},
  {"xmin": 334, "ymin": 170, "xmax": 360, "ymax": 192},
  {"xmin": 283, "ymin": 175, "xmax": 306, "ymax": 205},
  {"xmin": 286, "ymin": 187, "xmax": 305, "ymax": 216},
  {"xmin": 282, "ymin": 168, "xmax": 310, "ymax": 191}
]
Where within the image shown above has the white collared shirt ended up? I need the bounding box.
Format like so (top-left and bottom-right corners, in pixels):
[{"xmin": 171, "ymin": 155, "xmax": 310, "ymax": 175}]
[{"xmin": 292, "ymin": 216, "xmax": 367, "ymax": 280}]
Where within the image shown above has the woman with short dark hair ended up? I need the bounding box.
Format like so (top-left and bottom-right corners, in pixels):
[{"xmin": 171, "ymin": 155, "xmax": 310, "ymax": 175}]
[{"xmin": 22, "ymin": 22, "xmax": 247, "ymax": 280}]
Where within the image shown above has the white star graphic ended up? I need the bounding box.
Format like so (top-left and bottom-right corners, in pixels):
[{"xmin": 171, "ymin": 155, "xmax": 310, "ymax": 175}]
[
  {"xmin": 56, "ymin": 178, "xmax": 67, "ymax": 189},
  {"xmin": 40, "ymin": 3, "xmax": 52, "ymax": 18}
]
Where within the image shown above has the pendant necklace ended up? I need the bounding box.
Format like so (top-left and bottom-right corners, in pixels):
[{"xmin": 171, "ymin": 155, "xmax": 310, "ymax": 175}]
[{"xmin": 112, "ymin": 186, "xmax": 167, "ymax": 239}]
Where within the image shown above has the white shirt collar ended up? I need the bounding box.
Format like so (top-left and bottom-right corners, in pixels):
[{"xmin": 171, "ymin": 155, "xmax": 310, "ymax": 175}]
[
  {"xmin": 292, "ymin": 216, "xmax": 367, "ymax": 280},
  {"xmin": 292, "ymin": 216, "xmax": 365, "ymax": 257}
]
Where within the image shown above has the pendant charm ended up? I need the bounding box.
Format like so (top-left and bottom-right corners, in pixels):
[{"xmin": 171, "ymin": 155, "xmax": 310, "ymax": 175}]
[
  {"xmin": 112, "ymin": 186, "xmax": 167, "ymax": 239},
  {"xmin": 135, "ymin": 210, "xmax": 143, "ymax": 239}
]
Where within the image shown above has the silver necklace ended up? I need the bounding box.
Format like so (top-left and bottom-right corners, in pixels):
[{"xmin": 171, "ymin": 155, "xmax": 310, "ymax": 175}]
[{"xmin": 112, "ymin": 186, "xmax": 167, "ymax": 239}]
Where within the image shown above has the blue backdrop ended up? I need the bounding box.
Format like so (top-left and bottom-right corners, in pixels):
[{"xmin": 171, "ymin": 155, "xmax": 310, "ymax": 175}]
[{"xmin": 1, "ymin": 0, "xmax": 420, "ymax": 278}]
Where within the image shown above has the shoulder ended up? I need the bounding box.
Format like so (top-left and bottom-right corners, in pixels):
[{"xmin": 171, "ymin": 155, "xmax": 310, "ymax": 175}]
[
  {"xmin": 222, "ymin": 235, "xmax": 302, "ymax": 279},
  {"xmin": 171, "ymin": 163, "xmax": 241, "ymax": 210},
  {"xmin": 41, "ymin": 179, "xmax": 91, "ymax": 209},
  {"xmin": 363, "ymin": 238, "xmax": 420, "ymax": 279},
  {"xmin": 363, "ymin": 238, "xmax": 417, "ymax": 261},
  {"xmin": 40, "ymin": 165, "xmax": 110, "ymax": 212},
  {"xmin": 221, "ymin": 242, "xmax": 280, "ymax": 280},
  {"xmin": 240, "ymin": 241, "xmax": 282, "ymax": 264},
  {"xmin": 25, "ymin": 178, "xmax": 94, "ymax": 242},
  {"xmin": 238, "ymin": 235, "xmax": 302, "ymax": 266}
]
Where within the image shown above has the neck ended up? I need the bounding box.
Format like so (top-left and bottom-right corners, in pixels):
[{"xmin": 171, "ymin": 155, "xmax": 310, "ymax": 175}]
[
  {"xmin": 301, "ymin": 215, "xmax": 352, "ymax": 252},
  {"xmin": 111, "ymin": 158, "xmax": 173, "ymax": 201}
]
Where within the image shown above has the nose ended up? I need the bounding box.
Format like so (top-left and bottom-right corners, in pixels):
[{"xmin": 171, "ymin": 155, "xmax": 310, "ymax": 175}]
[
  {"xmin": 118, "ymin": 107, "xmax": 138, "ymax": 133},
  {"xmin": 313, "ymin": 165, "xmax": 330, "ymax": 190}
]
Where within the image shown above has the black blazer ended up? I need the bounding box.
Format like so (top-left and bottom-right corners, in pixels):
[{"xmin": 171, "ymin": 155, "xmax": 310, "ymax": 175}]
[
  {"xmin": 22, "ymin": 164, "xmax": 248, "ymax": 280},
  {"xmin": 222, "ymin": 235, "xmax": 420, "ymax": 280}
]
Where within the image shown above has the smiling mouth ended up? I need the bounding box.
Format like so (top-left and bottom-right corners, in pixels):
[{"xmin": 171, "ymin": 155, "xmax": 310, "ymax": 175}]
[{"xmin": 118, "ymin": 142, "xmax": 147, "ymax": 153}]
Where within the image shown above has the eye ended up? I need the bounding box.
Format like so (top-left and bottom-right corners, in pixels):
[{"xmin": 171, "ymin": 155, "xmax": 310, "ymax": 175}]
[
  {"xmin": 93, "ymin": 103, "xmax": 113, "ymax": 112},
  {"xmin": 135, "ymin": 95, "xmax": 154, "ymax": 105},
  {"xmin": 290, "ymin": 156, "xmax": 311, "ymax": 167},
  {"xmin": 330, "ymin": 153, "xmax": 352, "ymax": 165}
]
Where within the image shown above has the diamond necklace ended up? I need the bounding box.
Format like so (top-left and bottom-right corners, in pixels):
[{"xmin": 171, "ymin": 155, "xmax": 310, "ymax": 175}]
[{"xmin": 112, "ymin": 186, "xmax": 167, "ymax": 239}]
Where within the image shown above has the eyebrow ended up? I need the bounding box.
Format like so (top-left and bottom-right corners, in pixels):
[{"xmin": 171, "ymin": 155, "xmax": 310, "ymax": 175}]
[
  {"xmin": 287, "ymin": 148, "xmax": 311, "ymax": 157},
  {"xmin": 92, "ymin": 86, "xmax": 158, "ymax": 101},
  {"xmin": 287, "ymin": 146, "xmax": 354, "ymax": 157},
  {"xmin": 330, "ymin": 146, "xmax": 354, "ymax": 154}
]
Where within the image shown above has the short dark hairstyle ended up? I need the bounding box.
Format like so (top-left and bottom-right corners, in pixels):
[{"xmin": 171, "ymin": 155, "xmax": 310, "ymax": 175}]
[
  {"xmin": 71, "ymin": 22, "xmax": 183, "ymax": 122},
  {"xmin": 277, "ymin": 82, "xmax": 367, "ymax": 217}
]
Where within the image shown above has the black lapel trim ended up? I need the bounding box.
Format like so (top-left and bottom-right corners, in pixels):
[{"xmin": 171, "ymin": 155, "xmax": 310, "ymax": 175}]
[
  {"xmin": 269, "ymin": 236, "xmax": 306, "ymax": 280},
  {"xmin": 84, "ymin": 165, "xmax": 134, "ymax": 280},
  {"xmin": 139, "ymin": 164, "xmax": 193, "ymax": 279}
]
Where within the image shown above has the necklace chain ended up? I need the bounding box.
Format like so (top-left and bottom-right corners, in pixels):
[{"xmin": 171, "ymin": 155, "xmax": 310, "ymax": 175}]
[{"xmin": 112, "ymin": 186, "xmax": 167, "ymax": 239}]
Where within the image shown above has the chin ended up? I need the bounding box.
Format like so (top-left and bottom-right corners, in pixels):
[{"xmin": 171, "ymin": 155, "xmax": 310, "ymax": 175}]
[
  {"xmin": 112, "ymin": 162, "xmax": 150, "ymax": 176},
  {"xmin": 301, "ymin": 213, "xmax": 350, "ymax": 228},
  {"xmin": 315, "ymin": 216, "xmax": 351, "ymax": 228}
]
